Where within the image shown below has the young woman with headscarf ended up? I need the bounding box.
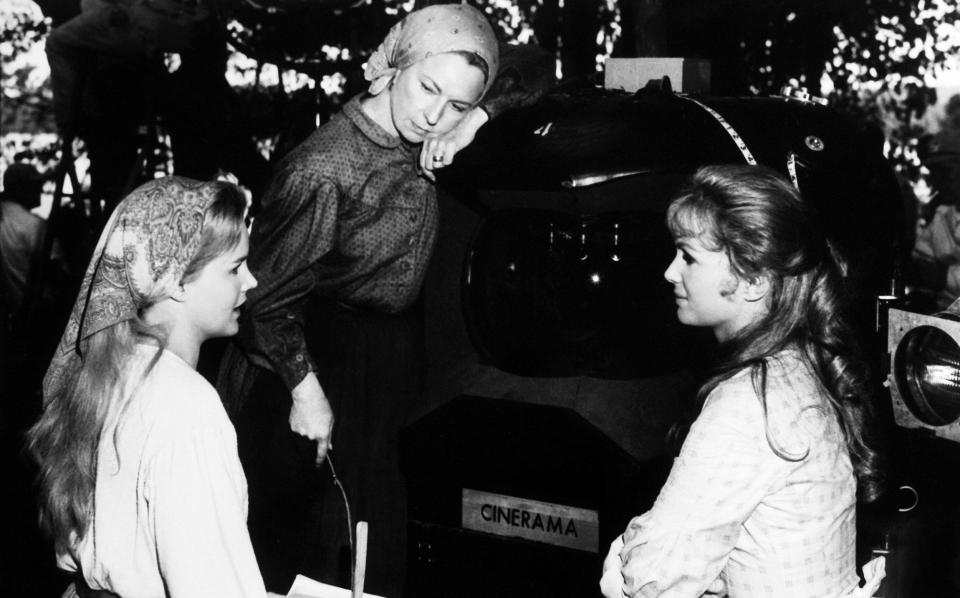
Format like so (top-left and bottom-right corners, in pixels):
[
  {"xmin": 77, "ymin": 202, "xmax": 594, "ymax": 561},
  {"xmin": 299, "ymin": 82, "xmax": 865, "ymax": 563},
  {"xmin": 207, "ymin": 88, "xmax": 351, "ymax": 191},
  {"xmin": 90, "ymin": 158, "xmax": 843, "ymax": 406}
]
[
  {"xmin": 27, "ymin": 177, "xmax": 270, "ymax": 598},
  {"xmin": 215, "ymin": 4, "xmax": 555, "ymax": 595}
]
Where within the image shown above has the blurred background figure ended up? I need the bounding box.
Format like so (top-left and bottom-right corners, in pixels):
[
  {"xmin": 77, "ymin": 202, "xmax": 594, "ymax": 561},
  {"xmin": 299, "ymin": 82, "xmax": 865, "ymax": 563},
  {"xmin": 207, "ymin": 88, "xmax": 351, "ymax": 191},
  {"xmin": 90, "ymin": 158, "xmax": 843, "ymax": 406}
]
[
  {"xmin": 0, "ymin": 160, "xmax": 73, "ymax": 395},
  {"xmin": 42, "ymin": 0, "xmax": 233, "ymax": 220},
  {"xmin": 0, "ymin": 162, "xmax": 52, "ymax": 317},
  {"xmin": 912, "ymin": 94, "xmax": 960, "ymax": 308}
]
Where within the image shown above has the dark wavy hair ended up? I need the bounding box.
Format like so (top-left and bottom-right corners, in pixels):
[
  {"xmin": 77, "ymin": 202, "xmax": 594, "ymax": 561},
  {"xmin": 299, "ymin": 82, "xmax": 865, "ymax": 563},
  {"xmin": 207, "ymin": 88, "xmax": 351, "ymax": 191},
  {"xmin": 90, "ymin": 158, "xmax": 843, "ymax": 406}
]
[
  {"xmin": 666, "ymin": 164, "xmax": 883, "ymax": 502},
  {"xmin": 26, "ymin": 182, "xmax": 248, "ymax": 555}
]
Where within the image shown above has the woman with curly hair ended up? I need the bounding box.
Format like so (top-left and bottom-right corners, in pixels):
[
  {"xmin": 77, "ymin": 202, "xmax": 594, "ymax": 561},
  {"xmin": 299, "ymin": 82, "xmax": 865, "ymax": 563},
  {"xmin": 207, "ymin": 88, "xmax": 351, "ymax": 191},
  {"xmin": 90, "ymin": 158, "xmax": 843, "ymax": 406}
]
[{"xmin": 601, "ymin": 165, "xmax": 885, "ymax": 598}]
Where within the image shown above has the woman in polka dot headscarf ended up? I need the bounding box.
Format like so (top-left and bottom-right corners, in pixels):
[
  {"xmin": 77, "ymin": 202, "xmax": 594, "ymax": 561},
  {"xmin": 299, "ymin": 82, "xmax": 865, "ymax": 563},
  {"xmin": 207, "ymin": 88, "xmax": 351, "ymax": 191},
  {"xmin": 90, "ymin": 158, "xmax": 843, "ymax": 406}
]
[
  {"xmin": 364, "ymin": 2, "xmax": 500, "ymax": 175},
  {"xmin": 364, "ymin": 3, "xmax": 500, "ymax": 96},
  {"xmin": 216, "ymin": 3, "xmax": 555, "ymax": 596}
]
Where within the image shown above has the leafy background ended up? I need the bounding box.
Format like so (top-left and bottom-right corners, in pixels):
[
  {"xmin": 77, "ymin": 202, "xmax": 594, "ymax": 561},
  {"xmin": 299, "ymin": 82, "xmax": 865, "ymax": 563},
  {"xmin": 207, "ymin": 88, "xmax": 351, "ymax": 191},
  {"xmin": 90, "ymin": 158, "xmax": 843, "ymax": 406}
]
[{"xmin": 3, "ymin": 0, "xmax": 959, "ymax": 186}]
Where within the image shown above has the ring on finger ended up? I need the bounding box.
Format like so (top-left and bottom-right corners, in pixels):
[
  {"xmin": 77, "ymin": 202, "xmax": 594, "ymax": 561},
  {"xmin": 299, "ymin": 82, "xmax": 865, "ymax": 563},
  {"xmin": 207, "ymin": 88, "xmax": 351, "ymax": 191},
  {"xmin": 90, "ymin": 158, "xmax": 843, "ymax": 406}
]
[{"xmin": 432, "ymin": 155, "xmax": 443, "ymax": 163}]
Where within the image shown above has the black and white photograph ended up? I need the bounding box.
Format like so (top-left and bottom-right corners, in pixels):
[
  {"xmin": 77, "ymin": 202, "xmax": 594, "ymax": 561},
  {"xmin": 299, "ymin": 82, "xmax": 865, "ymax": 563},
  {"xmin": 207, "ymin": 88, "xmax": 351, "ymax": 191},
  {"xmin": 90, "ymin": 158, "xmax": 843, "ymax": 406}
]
[{"xmin": 3, "ymin": 1, "xmax": 960, "ymax": 596}]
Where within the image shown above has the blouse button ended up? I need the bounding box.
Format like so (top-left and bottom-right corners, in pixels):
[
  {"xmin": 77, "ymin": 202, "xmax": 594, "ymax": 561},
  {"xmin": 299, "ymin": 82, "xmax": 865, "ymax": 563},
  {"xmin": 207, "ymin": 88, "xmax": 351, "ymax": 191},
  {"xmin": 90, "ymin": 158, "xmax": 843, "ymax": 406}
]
[{"xmin": 295, "ymin": 354, "xmax": 304, "ymax": 362}]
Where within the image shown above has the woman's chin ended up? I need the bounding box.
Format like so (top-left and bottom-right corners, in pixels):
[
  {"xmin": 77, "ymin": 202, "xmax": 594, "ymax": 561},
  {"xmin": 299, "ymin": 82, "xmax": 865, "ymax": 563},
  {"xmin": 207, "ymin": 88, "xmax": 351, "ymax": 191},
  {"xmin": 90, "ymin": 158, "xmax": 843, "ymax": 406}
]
[{"xmin": 400, "ymin": 128, "xmax": 426, "ymax": 144}]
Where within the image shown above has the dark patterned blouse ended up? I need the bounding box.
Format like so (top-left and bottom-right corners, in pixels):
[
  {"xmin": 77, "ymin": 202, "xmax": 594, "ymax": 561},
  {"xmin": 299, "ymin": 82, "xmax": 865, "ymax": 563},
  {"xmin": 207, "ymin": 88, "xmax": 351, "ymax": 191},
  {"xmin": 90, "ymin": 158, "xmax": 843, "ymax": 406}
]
[{"xmin": 234, "ymin": 43, "xmax": 556, "ymax": 391}]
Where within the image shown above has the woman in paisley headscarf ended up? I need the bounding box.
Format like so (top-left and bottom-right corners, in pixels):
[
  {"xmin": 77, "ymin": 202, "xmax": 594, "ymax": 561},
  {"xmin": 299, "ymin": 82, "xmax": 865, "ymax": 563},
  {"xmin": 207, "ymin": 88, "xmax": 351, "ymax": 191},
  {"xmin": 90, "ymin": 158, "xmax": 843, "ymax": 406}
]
[
  {"xmin": 216, "ymin": 3, "xmax": 553, "ymax": 595},
  {"xmin": 27, "ymin": 177, "xmax": 267, "ymax": 598}
]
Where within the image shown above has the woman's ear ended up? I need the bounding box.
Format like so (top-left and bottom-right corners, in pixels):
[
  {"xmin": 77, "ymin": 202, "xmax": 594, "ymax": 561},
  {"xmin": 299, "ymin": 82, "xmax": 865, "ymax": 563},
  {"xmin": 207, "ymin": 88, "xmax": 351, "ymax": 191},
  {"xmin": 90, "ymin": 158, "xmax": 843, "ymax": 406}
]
[{"xmin": 742, "ymin": 274, "xmax": 770, "ymax": 303}]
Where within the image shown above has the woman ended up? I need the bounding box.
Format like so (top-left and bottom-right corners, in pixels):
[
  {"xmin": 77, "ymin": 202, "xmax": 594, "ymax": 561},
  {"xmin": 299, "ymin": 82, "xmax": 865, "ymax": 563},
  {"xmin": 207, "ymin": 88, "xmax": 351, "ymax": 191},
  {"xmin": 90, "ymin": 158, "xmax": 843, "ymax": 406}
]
[
  {"xmin": 600, "ymin": 165, "xmax": 885, "ymax": 597},
  {"xmin": 218, "ymin": 4, "xmax": 553, "ymax": 598},
  {"xmin": 28, "ymin": 177, "xmax": 269, "ymax": 598},
  {"xmin": 216, "ymin": 3, "xmax": 552, "ymax": 595},
  {"xmin": 218, "ymin": 4, "xmax": 552, "ymax": 597}
]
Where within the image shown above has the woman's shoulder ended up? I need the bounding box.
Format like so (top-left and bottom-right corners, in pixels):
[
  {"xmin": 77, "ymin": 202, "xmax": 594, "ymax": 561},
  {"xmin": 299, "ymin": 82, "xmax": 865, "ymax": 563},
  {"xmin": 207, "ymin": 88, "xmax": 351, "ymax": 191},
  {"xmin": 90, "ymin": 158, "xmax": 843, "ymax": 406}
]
[
  {"xmin": 763, "ymin": 349, "xmax": 825, "ymax": 406},
  {"xmin": 133, "ymin": 347, "xmax": 225, "ymax": 421},
  {"xmin": 260, "ymin": 119, "xmax": 367, "ymax": 209},
  {"xmin": 762, "ymin": 350, "xmax": 843, "ymax": 447},
  {"xmin": 698, "ymin": 352, "xmax": 839, "ymax": 456},
  {"xmin": 701, "ymin": 352, "xmax": 818, "ymax": 422},
  {"xmin": 703, "ymin": 367, "xmax": 758, "ymax": 410},
  {"xmin": 110, "ymin": 348, "xmax": 233, "ymax": 467},
  {"xmin": 699, "ymin": 368, "xmax": 766, "ymax": 434},
  {"xmin": 278, "ymin": 102, "xmax": 374, "ymax": 176},
  {"xmin": 706, "ymin": 351, "xmax": 815, "ymax": 398}
]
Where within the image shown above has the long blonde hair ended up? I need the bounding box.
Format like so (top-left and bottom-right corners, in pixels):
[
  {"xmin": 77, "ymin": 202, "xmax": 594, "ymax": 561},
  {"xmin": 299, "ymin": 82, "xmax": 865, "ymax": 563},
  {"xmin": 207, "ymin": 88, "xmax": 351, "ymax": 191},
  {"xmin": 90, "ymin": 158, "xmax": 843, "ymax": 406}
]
[
  {"xmin": 26, "ymin": 184, "xmax": 247, "ymax": 555},
  {"xmin": 667, "ymin": 165, "xmax": 883, "ymax": 502}
]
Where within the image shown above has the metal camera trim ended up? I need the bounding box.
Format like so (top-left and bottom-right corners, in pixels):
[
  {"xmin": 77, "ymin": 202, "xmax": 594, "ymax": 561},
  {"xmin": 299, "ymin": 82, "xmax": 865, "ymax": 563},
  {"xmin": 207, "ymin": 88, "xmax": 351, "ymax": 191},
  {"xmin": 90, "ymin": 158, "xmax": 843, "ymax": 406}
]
[{"xmin": 887, "ymin": 307, "xmax": 960, "ymax": 442}]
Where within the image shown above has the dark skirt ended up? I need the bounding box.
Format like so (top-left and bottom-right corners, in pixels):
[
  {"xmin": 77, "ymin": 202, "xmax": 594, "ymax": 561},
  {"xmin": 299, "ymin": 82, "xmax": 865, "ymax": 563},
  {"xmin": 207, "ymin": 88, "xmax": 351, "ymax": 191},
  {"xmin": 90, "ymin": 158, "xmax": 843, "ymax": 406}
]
[{"xmin": 228, "ymin": 297, "xmax": 424, "ymax": 597}]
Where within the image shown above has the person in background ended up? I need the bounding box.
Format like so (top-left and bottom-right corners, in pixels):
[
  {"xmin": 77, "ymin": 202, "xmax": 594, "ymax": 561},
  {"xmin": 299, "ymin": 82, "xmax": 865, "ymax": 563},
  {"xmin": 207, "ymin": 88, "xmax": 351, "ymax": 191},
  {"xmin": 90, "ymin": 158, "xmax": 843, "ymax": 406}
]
[
  {"xmin": 0, "ymin": 162, "xmax": 51, "ymax": 317},
  {"xmin": 912, "ymin": 95, "xmax": 960, "ymax": 308},
  {"xmin": 0, "ymin": 160, "xmax": 75, "ymax": 397},
  {"xmin": 600, "ymin": 165, "xmax": 886, "ymax": 598},
  {"xmin": 27, "ymin": 177, "xmax": 280, "ymax": 598},
  {"xmin": 43, "ymin": 0, "xmax": 231, "ymax": 218},
  {"xmin": 215, "ymin": 3, "xmax": 554, "ymax": 595}
]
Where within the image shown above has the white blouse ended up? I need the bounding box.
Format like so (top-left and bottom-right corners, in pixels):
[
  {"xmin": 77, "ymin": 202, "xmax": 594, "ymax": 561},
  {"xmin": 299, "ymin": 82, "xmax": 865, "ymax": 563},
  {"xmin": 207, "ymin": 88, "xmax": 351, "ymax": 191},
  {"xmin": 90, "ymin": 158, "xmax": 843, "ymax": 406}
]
[
  {"xmin": 608, "ymin": 351, "xmax": 859, "ymax": 598},
  {"xmin": 59, "ymin": 345, "xmax": 266, "ymax": 598}
]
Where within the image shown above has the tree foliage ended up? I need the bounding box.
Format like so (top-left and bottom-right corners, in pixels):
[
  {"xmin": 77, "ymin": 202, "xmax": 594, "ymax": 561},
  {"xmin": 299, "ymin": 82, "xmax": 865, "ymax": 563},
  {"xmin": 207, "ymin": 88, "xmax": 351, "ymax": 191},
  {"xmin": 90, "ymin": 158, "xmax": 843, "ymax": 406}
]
[
  {"xmin": 635, "ymin": 0, "xmax": 959, "ymax": 178},
  {"xmin": 1, "ymin": 3, "xmax": 54, "ymax": 134},
  {"xmin": 220, "ymin": 0, "xmax": 620, "ymax": 156},
  {"xmin": 825, "ymin": 0, "xmax": 960, "ymax": 178},
  {"xmin": 4, "ymin": 0, "xmax": 957, "ymax": 176}
]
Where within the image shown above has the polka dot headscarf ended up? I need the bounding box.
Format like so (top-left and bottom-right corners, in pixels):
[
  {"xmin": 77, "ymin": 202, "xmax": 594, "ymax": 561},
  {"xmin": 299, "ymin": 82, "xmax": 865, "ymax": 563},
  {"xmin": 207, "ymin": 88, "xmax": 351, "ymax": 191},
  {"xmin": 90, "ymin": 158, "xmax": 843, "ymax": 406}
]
[{"xmin": 364, "ymin": 3, "xmax": 500, "ymax": 99}]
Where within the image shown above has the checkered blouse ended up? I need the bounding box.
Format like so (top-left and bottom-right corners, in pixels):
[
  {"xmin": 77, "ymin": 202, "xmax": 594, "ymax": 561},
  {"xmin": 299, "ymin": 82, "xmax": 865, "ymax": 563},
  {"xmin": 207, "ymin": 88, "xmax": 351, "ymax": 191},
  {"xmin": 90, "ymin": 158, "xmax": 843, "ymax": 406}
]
[{"xmin": 618, "ymin": 350, "xmax": 860, "ymax": 598}]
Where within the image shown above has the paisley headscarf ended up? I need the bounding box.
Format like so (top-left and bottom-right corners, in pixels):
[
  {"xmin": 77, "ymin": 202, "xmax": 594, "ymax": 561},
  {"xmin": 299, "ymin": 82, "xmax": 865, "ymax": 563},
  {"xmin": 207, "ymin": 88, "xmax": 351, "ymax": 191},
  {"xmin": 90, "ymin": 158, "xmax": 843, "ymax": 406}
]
[
  {"xmin": 364, "ymin": 2, "xmax": 500, "ymax": 98},
  {"xmin": 43, "ymin": 177, "xmax": 227, "ymax": 399}
]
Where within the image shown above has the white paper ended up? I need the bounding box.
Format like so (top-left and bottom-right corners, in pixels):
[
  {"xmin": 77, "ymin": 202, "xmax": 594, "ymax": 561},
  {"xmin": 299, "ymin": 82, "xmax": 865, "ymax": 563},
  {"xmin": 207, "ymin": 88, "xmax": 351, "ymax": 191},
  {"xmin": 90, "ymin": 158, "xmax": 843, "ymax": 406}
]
[{"xmin": 286, "ymin": 574, "xmax": 386, "ymax": 598}]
